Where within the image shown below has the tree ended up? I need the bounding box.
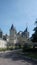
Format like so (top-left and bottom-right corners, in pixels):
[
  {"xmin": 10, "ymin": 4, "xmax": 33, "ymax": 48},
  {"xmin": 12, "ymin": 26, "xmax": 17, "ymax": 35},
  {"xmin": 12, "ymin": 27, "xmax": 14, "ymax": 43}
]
[{"xmin": 31, "ymin": 20, "xmax": 37, "ymax": 42}]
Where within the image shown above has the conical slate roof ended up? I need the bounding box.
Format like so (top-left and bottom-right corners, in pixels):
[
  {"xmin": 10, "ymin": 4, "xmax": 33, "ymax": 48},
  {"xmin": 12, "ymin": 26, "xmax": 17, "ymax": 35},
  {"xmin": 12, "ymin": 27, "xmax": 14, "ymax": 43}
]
[
  {"xmin": 22, "ymin": 27, "xmax": 28, "ymax": 35},
  {"xmin": 10, "ymin": 24, "xmax": 16, "ymax": 31},
  {"xmin": 10, "ymin": 24, "xmax": 17, "ymax": 33},
  {"xmin": 10, "ymin": 24, "xmax": 14, "ymax": 30},
  {"xmin": 24, "ymin": 27, "xmax": 28, "ymax": 32}
]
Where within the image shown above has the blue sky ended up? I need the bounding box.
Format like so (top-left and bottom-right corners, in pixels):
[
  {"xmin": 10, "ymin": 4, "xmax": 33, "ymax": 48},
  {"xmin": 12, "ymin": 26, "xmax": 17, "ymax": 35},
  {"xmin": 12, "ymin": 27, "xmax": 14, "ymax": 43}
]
[{"xmin": 0, "ymin": 0, "xmax": 37, "ymax": 36}]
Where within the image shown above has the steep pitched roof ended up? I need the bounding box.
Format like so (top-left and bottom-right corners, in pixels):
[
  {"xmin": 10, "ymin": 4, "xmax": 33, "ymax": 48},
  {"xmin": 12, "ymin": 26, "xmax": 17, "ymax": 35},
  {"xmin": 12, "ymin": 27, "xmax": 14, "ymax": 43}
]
[
  {"xmin": 24, "ymin": 27, "xmax": 28, "ymax": 32},
  {"xmin": 22, "ymin": 27, "xmax": 28, "ymax": 36},
  {"xmin": 10, "ymin": 24, "xmax": 14, "ymax": 30},
  {"xmin": 10, "ymin": 24, "xmax": 17, "ymax": 33}
]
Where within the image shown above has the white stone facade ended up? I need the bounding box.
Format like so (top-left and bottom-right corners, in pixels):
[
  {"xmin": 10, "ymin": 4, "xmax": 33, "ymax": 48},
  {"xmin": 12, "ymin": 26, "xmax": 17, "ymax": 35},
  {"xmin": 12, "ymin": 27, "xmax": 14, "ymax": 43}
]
[
  {"xmin": 0, "ymin": 25, "xmax": 29, "ymax": 48},
  {"xmin": 0, "ymin": 38, "xmax": 7, "ymax": 48}
]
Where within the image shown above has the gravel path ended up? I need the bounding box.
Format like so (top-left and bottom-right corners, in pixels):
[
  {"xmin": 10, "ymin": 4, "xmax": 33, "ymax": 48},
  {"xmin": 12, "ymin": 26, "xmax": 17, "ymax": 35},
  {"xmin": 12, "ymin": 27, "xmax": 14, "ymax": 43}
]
[{"xmin": 0, "ymin": 51, "xmax": 36, "ymax": 65}]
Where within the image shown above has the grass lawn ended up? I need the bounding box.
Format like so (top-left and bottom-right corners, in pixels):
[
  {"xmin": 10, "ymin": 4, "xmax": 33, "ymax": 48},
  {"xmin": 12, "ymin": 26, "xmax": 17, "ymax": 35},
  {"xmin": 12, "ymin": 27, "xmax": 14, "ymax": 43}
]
[
  {"xmin": 23, "ymin": 48, "xmax": 37, "ymax": 59},
  {"xmin": 24, "ymin": 52, "xmax": 37, "ymax": 59}
]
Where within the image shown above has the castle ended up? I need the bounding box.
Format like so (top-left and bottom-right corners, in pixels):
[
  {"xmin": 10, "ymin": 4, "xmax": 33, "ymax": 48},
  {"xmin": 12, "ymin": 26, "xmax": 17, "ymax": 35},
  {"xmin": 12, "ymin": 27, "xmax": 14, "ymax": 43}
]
[{"xmin": 0, "ymin": 24, "xmax": 29, "ymax": 48}]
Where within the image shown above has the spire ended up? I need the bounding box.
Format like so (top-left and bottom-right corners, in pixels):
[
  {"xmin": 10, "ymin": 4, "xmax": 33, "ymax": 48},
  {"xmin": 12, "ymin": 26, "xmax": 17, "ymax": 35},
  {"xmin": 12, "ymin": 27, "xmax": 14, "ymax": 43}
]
[
  {"xmin": 24, "ymin": 27, "xmax": 28, "ymax": 32},
  {"xmin": 10, "ymin": 24, "xmax": 14, "ymax": 30}
]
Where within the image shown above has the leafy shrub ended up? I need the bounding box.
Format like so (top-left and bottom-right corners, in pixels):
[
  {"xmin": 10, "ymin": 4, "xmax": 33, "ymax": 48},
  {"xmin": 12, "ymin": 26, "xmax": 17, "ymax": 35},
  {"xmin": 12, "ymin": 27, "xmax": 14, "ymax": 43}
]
[{"xmin": 7, "ymin": 46, "xmax": 13, "ymax": 50}]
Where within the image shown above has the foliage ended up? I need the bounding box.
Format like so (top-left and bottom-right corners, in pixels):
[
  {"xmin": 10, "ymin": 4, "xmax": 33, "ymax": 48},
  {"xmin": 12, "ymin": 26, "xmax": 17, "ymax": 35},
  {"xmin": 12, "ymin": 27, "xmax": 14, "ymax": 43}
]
[
  {"xmin": 24, "ymin": 52, "xmax": 37, "ymax": 59},
  {"xmin": 23, "ymin": 43, "xmax": 31, "ymax": 52},
  {"xmin": 31, "ymin": 20, "xmax": 37, "ymax": 42},
  {"xmin": 0, "ymin": 48, "xmax": 7, "ymax": 51},
  {"xmin": 23, "ymin": 47, "xmax": 37, "ymax": 53},
  {"xmin": 0, "ymin": 47, "xmax": 13, "ymax": 51},
  {"xmin": 18, "ymin": 44, "xmax": 21, "ymax": 49},
  {"xmin": 7, "ymin": 46, "xmax": 13, "ymax": 50},
  {"xmin": 15, "ymin": 44, "xmax": 21, "ymax": 49}
]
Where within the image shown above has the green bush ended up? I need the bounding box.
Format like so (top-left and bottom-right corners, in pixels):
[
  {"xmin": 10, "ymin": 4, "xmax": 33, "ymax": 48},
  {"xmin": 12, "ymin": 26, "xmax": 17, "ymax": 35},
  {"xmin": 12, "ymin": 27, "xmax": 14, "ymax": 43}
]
[
  {"xmin": 23, "ymin": 43, "xmax": 32, "ymax": 52},
  {"xmin": 0, "ymin": 46, "xmax": 13, "ymax": 51},
  {"xmin": 0, "ymin": 48, "xmax": 7, "ymax": 51},
  {"xmin": 15, "ymin": 44, "xmax": 21, "ymax": 49},
  {"xmin": 18, "ymin": 44, "xmax": 21, "ymax": 49},
  {"xmin": 7, "ymin": 46, "xmax": 13, "ymax": 50}
]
